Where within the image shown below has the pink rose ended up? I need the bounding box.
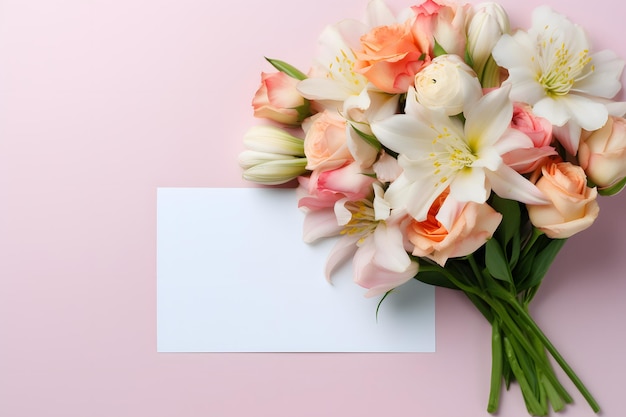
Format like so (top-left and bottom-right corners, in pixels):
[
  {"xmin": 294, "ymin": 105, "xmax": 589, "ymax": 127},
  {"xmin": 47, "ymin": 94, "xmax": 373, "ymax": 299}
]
[
  {"xmin": 412, "ymin": 0, "xmax": 472, "ymax": 57},
  {"xmin": 527, "ymin": 162, "xmax": 599, "ymax": 239},
  {"xmin": 303, "ymin": 111, "xmax": 353, "ymax": 172},
  {"xmin": 578, "ymin": 116, "xmax": 626, "ymax": 189},
  {"xmin": 502, "ymin": 103, "xmax": 557, "ymax": 173},
  {"xmin": 355, "ymin": 19, "xmax": 429, "ymax": 94},
  {"xmin": 407, "ymin": 190, "xmax": 502, "ymax": 266},
  {"xmin": 297, "ymin": 162, "xmax": 376, "ymax": 211},
  {"xmin": 252, "ymin": 72, "xmax": 308, "ymax": 125}
]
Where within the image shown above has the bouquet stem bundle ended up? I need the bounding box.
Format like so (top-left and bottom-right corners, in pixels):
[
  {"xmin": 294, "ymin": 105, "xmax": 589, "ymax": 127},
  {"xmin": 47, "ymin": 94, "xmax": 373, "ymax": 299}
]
[{"xmin": 416, "ymin": 195, "xmax": 599, "ymax": 415}]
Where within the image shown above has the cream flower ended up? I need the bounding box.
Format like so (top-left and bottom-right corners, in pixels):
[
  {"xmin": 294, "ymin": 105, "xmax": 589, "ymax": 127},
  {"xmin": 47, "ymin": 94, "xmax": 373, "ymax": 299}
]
[
  {"xmin": 412, "ymin": 54, "xmax": 483, "ymax": 116},
  {"xmin": 492, "ymin": 6, "xmax": 625, "ymax": 154}
]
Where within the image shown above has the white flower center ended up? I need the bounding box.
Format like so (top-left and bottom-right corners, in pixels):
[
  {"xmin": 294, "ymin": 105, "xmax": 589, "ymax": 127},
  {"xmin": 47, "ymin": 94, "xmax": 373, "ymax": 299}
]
[
  {"xmin": 327, "ymin": 49, "xmax": 366, "ymax": 91},
  {"xmin": 534, "ymin": 26, "xmax": 593, "ymax": 96},
  {"xmin": 428, "ymin": 125, "xmax": 477, "ymax": 186},
  {"xmin": 340, "ymin": 200, "xmax": 378, "ymax": 241}
]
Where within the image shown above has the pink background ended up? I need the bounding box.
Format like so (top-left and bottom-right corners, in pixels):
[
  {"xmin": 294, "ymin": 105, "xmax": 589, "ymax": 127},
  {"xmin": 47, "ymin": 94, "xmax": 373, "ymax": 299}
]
[{"xmin": 1, "ymin": 0, "xmax": 624, "ymax": 416}]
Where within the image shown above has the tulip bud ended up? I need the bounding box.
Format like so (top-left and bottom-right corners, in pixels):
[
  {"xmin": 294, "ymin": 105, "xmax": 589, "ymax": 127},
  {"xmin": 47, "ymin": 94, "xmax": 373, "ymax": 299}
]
[
  {"xmin": 466, "ymin": 2, "xmax": 510, "ymax": 87},
  {"xmin": 239, "ymin": 126, "xmax": 308, "ymax": 185},
  {"xmin": 239, "ymin": 153, "xmax": 308, "ymax": 185},
  {"xmin": 243, "ymin": 125, "xmax": 305, "ymax": 157}
]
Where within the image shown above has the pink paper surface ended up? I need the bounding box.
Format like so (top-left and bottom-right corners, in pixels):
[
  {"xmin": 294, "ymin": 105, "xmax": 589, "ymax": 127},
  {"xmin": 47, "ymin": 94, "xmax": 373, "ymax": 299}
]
[{"xmin": 1, "ymin": 0, "xmax": 625, "ymax": 416}]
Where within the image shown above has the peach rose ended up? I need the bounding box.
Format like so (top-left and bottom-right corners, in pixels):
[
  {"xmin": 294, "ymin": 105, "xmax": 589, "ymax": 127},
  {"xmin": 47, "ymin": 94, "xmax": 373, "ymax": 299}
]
[
  {"xmin": 303, "ymin": 110, "xmax": 353, "ymax": 171},
  {"xmin": 578, "ymin": 116, "xmax": 626, "ymax": 190},
  {"xmin": 355, "ymin": 19, "xmax": 428, "ymax": 94},
  {"xmin": 407, "ymin": 191, "xmax": 502, "ymax": 266},
  {"xmin": 527, "ymin": 162, "xmax": 599, "ymax": 239},
  {"xmin": 502, "ymin": 103, "xmax": 557, "ymax": 174},
  {"xmin": 252, "ymin": 72, "xmax": 308, "ymax": 125}
]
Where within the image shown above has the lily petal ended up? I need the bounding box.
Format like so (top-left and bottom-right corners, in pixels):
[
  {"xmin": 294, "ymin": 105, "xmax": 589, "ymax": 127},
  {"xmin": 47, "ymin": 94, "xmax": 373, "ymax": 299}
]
[
  {"xmin": 465, "ymin": 86, "xmax": 513, "ymax": 150},
  {"xmin": 302, "ymin": 208, "xmax": 343, "ymax": 243},
  {"xmin": 487, "ymin": 164, "xmax": 548, "ymax": 204}
]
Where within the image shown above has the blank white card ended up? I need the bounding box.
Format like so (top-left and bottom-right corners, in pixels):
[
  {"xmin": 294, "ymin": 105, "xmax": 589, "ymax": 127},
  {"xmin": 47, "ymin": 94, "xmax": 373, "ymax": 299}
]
[{"xmin": 156, "ymin": 188, "xmax": 435, "ymax": 352}]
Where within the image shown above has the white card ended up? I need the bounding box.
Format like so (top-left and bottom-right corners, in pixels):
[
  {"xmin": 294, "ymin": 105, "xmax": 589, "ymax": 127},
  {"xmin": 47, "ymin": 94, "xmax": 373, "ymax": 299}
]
[{"xmin": 156, "ymin": 188, "xmax": 435, "ymax": 352}]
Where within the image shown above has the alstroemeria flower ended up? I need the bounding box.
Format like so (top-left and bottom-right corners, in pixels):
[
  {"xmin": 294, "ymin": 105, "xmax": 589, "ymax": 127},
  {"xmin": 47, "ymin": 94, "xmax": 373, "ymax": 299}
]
[
  {"xmin": 321, "ymin": 184, "xmax": 419, "ymax": 298},
  {"xmin": 371, "ymin": 86, "xmax": 547, "ymax": 221},
  {"xmin": 492, "ymin": 6, "xmax": 625, "ymax": 154},
  {"xmin": 297, "ymin": 0, "xmax": 397, "ymax": 113},
  {"xmin": 299, "ymin": 183, "xmax": 418, "ymax": 297}
]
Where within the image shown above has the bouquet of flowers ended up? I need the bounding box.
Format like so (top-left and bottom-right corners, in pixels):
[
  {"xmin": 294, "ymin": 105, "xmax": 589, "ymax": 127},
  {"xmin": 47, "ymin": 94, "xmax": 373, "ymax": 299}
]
[{"xmin": 238, "ymin": 0, "xmax": 626, "ymax": 415}]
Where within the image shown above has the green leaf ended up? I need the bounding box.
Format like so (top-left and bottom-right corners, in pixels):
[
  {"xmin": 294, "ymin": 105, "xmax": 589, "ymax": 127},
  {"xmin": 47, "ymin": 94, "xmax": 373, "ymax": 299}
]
[
  {"xmin": 490, "ymin": 195, "xmax": 521, "ymax": 247},
  {"xmin": 265, "ymin": 57, "xmax": 307, "ymax": 80},
  {"xmin": 508, "ymin": 232, "xmax": 521, "ymax": 270},
  {"xmin": 485, "ymin": 239, "xmax": 513, "ymax": 283},
  {"xmin": 433, "ymin": 39, "xmax": 447, "ymax": 57},
  {"xmin": 413, "ymin": 270, "xmax": 458, "ymax": 290},
  {"xmin": 598, "ymin": 176, "xmax": 626, "ymax": 196},
  {"xmin": 351, "ymin": 124, "xmax": 382, "ymax": 152},
  {"xmin": 521, "ymin": 238, "xmax": 567, "ymax": 290},
  {"xmin": 513, "ymin": 243, "xmax": 538, "ymax": 289}
]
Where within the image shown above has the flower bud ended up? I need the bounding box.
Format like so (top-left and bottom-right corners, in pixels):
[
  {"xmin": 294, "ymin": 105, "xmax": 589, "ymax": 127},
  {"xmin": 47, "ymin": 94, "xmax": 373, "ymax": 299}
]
[
  {"xmin": 239, "ymin": 126, "xmax": 308, "ymax": 185},
  {"xmin": 238, "ymin": 152, "xmax": 308, "ymax": 185},
  {"xmin": 466, "ymin": 2, "xmax": 510, "ymax": 86},
  {"xmin": 243, "ymin": 125, "xmax": 305, "ymax": 157}
]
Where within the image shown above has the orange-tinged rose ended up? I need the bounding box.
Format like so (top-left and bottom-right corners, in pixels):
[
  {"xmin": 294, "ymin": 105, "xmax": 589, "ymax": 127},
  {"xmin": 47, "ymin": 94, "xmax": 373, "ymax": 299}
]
[
  {"xmin": 355, "ymin": 20, "xmax": 428, "ymax": 94},
  {"xmin": 252, "ymin": 72, "xmax": 307, "ymax": 125},
  {"xmin": 303, "ymin": 110, "xmax": 352, "ymax": 171},
  {"xmin": 407, "ymin": 191, "xmax": 502, "ymax": 266},
  {"xmin": 527, "ymin": 162, "xmax": 599, "ymax": 238}
]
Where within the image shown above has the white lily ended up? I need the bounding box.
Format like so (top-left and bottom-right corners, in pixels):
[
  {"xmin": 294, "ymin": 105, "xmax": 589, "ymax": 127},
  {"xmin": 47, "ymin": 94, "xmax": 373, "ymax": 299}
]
[
  {"xmin": 492, "ymin": 6, "xmax": 625, "ymax": 154},
  {"xmin": 297, "ymin": 0, "xmax": 397, "ymax": 115},
  {"xmin": 371, "ymin": 86, "xmax": 547, "ymax": 221}
]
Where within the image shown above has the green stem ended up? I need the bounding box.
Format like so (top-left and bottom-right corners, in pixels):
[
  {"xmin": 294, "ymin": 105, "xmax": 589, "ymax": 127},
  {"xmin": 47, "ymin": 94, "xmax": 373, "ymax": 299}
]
[
  {"xmin": 467, "ymin": 254, "xmax": 485, "ymax": 290},
  {"xmin": 487, "ymin": 320, "xmax": 503, "ymax": 413},
  {"xmin": 506, "ymin": 298, "xmax": 600, "ymax": 413},
  {"xmin": 418, "ymin": 264, "xmax": 481, "ymax": 296},
  {"xmin": 503, "ymin": 336, "xmax": 546, "ymax": 416},
  {"xmin": 485, "ymin": 296, "xmax": 572, "ymax": 402}
]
